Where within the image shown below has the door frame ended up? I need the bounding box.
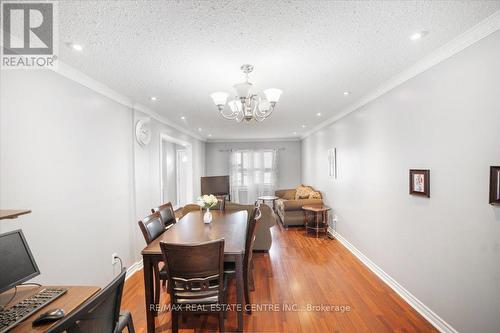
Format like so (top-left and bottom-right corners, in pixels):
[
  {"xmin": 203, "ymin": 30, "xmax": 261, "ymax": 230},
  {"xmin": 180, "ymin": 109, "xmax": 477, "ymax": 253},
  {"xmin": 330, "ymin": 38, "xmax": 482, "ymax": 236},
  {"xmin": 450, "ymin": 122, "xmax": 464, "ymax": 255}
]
[
  {"xmin": 159, "ymin": 133, "xmax": 193, "ymax": 209},
  {"xmin": 176, "ymin": 149, "xmax": 188, "ymax": 207}
]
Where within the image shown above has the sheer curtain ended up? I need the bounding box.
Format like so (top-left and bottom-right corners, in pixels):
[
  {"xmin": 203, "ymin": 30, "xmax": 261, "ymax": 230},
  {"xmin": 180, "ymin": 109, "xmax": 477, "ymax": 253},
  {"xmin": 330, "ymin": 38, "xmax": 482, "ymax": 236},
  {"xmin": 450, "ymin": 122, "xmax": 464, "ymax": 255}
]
[{"xmin": 230, "ymin": 149, "xmax": 278, "ymax": 204}]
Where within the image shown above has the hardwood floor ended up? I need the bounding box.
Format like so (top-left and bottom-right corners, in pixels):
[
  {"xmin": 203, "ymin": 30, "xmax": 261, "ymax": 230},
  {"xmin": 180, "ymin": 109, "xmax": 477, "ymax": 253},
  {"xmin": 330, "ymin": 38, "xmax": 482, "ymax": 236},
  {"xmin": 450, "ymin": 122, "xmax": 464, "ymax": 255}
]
[{"xmin": 122, "ymin": 222, "xmax": 437, "ymax": 332}]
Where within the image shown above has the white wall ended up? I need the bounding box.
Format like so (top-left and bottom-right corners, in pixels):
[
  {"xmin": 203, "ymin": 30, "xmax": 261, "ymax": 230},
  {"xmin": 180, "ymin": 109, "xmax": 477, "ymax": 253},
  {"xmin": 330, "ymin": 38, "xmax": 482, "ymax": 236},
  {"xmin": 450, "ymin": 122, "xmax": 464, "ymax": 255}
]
[
  {"xmin": 301, "ymin": 31, "xmax": 500, "ymax": 333},
  {"xmin": 132, "ymin": 111, "xmax": 205, "ymax": 260},
  {"xmin": 205, "ymin": 140, "xmax": 301, "ymax": 192},
  {"xmin": 0, "ymin": 69, "xmax": 205, "ymax": 286}
]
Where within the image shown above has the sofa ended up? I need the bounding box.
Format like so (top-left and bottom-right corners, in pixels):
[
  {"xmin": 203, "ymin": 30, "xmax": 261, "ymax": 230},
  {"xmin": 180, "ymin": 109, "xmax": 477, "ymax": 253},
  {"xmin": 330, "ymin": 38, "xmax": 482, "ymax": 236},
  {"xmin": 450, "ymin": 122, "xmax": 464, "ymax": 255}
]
[
  {"xmin": 275, "ymin": 185, "xmax": 323, "ymax": 227},
  {"xmin": 179, "ymin": 202, "xmax": 276, "ymax": 252}
]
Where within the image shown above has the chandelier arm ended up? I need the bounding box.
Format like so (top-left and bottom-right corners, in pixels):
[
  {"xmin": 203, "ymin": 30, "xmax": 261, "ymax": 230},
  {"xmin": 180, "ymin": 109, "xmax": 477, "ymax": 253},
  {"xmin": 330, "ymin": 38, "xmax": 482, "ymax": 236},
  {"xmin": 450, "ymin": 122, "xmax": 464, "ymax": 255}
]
[
  {"xmin": 219, "ymin": 109, "xmax": 239, "ymax": 120},
  {"xmin": 258, "ymin": 104, "xmax": 275, "ymax": 119},
  {"xmin": 254, "ymin": 107, "xmax": 270, "ymax": 117}
]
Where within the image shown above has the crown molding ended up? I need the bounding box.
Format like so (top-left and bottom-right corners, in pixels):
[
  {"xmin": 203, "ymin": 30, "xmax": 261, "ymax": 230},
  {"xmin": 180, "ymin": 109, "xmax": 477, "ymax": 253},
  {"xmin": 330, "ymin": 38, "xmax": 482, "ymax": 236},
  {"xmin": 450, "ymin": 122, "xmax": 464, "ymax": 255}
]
[
  {"xmin": 302, "ymin": 9, "xmax": 500, "ymax": 139},
  {"xmin": 206, "ymin": 137, "xmax": 301, "ymax": 143},
  {"xmin": 53, "ymin": 61, "xmax": 206, "ymax": 142}
]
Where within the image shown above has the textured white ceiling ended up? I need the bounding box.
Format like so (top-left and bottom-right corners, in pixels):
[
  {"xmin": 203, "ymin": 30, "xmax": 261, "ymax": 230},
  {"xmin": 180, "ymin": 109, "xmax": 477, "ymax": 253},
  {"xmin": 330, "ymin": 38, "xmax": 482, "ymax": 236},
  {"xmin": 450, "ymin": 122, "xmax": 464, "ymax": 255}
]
[{"xmin": 58, "ymin": 1, "xmax": 500, "ymax": 140}]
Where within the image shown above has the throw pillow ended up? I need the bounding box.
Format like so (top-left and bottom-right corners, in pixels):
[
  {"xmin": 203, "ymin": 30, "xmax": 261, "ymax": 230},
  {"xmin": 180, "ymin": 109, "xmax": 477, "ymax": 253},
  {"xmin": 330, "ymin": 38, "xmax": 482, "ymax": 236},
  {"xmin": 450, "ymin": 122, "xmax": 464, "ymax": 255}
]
[
  {"xmin": 295, "ymin": 185, "xmax": 312, "ymax": 200},
  {"xmin": 309, "ymin": 191, "xmax": 322, "ymax": 199}
]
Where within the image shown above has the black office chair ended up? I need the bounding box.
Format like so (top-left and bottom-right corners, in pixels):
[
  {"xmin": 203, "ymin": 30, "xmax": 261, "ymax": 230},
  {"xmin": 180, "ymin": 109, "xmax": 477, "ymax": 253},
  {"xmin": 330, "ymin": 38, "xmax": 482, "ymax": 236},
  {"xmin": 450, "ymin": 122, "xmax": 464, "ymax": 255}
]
[{"xmin": 47, "ymin": 268, "xmax": 134, "ymax": 333}]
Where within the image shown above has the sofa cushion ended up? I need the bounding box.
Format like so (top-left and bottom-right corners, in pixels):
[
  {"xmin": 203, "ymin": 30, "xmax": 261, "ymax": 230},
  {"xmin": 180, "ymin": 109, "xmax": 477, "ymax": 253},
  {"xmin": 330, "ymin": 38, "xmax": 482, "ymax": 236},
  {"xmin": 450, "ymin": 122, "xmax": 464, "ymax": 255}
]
[
  {"xmin": 283, "ymin": 190, "xmax": 296, "ymax": 200},
  {"xmin": 282, "ymin": 198, "xmax": 323, "ymax": 211}
]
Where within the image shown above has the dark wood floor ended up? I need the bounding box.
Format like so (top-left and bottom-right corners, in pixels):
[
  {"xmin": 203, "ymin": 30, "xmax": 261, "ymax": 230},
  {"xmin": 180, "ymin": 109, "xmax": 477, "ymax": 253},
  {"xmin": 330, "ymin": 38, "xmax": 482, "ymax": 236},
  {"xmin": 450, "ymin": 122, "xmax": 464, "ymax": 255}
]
[{"xmin": 122, "ymin": 222, "xmax": 437, "ymax": 332}]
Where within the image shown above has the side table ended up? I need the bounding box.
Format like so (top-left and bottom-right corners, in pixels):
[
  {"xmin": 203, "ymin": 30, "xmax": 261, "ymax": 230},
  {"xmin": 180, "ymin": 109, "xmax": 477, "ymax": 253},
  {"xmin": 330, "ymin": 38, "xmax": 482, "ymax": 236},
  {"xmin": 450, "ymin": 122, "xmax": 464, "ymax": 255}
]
[{"xmin": 302, "ymin": 205, "xmax": 330, "ymax": 238}]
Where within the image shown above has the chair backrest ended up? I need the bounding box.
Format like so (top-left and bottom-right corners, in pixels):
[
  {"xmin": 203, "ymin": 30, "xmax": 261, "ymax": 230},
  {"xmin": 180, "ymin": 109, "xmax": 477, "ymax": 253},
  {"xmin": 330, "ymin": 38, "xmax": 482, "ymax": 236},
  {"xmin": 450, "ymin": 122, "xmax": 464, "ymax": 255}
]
[
  {"xmin": 215, "ymin": 196, "xmax": 226, "ymax": 211},
  {"xmin": 244, "ymin": 205, "xmax": 261, "ymax": 269},
  {"xmin": 160, "ymin": 239, "xmax": 225, "ymax": 305},
  {"xmin": 180, "ymin": 204, "xmax": 201, "ymax": 219},
  {"xmin": 48, "ymin": 269, "xmax": 127, "ymax": 333},
  {"xmin": 151, "ymin": 202, "xmax": 176, "ymax": 227},
  {"xmin": 138, "ymin": 211, "xmax": 165, "ymax": 245}
]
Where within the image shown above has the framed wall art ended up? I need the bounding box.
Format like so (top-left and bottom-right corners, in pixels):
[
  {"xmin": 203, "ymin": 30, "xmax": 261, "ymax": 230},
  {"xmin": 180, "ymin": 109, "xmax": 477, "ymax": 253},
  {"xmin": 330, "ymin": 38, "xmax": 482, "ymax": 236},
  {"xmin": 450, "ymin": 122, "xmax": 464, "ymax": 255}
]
[
  {"xmin": 409, "ymin": 169, "xmax": 430, "ymax": 197},
  {"xmin": 489, "ymin": 166, "xmax": 500, "ymax": 205},
  {"xmin": 328, "ymin": 148, "xmax": 337, "ymax": 179}
]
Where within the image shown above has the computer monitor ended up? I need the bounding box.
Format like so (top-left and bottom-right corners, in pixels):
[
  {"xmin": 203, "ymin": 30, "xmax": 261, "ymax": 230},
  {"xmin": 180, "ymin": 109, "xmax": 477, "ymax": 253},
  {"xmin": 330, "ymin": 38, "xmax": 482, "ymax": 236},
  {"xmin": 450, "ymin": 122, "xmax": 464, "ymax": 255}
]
[{"xmin": 0, "ymin": 229, "xmax": 40, "ymax": 294}]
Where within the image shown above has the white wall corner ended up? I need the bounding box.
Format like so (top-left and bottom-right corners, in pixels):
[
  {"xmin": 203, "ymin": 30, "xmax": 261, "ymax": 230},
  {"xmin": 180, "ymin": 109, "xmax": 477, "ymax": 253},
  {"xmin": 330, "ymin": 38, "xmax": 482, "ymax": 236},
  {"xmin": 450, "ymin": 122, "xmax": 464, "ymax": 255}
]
[
  {"xmin": 302, "ymin": 9, "xmax": 500, "ymax": 139},
  {"xmin": 53, "ymin": 61, "xmax": 205, "ymax": 142},
  {"xmin": 327, "ymin": 228, "xmax": 458, "ymax": 333}
]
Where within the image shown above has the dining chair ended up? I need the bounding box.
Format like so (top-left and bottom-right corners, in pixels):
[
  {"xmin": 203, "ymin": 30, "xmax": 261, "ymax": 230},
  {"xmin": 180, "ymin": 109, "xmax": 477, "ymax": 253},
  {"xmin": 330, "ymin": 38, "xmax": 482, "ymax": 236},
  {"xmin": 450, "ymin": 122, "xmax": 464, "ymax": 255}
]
[
  {"xmin": 224, "ymin": 205, "xmax": 261, "ymax": 314},
  {"xmin": 215, "ymin": 196, "xmax": 226, "ymax": 211},
  {"xmin": 48, "ymin": 268, "xmax": 134, "ymax": 333},
  {"xmin": 180, "ymin": 204, "xmax": 201, "ymax": 219},
  {"xmin": 160, "ymin": 239, "xmax": 227, "ymax": 333},
  {"xmin": 138, "ymin": 211, "xmax": 168, "ymax": 310},
  {"xmin": 151, "ymin": 202, "xmax": 176, "ymax": 227}
]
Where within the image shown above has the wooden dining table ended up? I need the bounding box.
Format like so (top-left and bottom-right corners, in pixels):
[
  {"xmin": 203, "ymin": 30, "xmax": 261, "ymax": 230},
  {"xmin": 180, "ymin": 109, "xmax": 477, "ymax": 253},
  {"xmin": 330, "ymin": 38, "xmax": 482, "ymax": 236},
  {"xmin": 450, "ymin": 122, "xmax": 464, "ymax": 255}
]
[{"xmin": 141, "ymin": 209, "xmax": 248, "ymax": 333}]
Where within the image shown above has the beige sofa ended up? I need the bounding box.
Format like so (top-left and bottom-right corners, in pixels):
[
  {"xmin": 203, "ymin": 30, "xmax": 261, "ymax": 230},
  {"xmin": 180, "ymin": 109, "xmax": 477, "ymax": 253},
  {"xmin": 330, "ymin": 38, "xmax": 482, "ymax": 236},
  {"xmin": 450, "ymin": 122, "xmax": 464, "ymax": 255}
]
[
  {"xmin": 275, "ymin": 187, "xmax": 323, "ymax": 227},
  {"xmin": 179, "ymin": 202, "xmax": 276, "ymax": 252}
]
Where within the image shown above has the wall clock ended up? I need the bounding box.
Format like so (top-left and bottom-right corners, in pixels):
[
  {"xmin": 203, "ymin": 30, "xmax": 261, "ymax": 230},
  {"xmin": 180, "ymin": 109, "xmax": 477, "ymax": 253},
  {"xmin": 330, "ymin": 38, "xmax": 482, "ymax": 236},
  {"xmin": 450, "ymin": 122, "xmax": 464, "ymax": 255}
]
[{"xmin": 135, "ymin": 119, "xmax": 152, "ymax": 146}]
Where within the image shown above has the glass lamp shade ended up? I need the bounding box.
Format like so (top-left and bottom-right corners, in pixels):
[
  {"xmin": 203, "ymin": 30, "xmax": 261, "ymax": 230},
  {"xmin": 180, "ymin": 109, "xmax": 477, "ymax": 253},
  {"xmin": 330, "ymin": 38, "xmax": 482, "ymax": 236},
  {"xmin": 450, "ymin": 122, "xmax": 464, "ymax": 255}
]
[
  {"xmin": 258, "ymin": 99, "xmax": 271, "ymax": 112},
  {"xmin": 210, "ymin": 92, "xmax": 229, "ymax": 106},
  {"xmin": 228, "ymin": 99, "xmax": 243, "ymax": 113},
  {"xmin": 263, "ymin": 88, "xmax": 282, "ymax": 103},
  {"xmin": 233, "ymin": 81, "xmax": 253, "ymax": 98}
]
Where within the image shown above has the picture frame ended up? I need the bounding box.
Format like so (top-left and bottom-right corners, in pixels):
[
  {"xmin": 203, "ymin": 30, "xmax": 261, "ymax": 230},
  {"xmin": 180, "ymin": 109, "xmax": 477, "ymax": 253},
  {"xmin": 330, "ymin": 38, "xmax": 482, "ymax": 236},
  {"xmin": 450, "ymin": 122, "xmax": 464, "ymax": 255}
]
[
  {"xmin": 328, "ymin": 148, "xmax": 337, "ymax": 179},
  {"xmin": 489, "ymin": 166, "xmax": 500, "ymax": 205},
  {"xmin": 409, "ymin": 169, "xmax": 430, "ymax": 197}
]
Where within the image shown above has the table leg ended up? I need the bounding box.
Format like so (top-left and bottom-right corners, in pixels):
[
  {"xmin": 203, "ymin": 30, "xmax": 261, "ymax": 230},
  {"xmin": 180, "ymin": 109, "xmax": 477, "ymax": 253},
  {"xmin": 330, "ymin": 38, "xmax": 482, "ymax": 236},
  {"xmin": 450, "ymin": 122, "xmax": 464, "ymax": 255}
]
[
  {"xmin": 235, "ymin": 254, "xmax": 244, "ymax": 332},
  {"xmin": 304, "ymin": 211, "xmax": 307, "ymax": 236},
  {"xmin": 316, "ymin": 212, "xmax": 320, "ymax": 238},
  {"xmin": 143, "ymin": 255, "xmax": 155, "ymax": 333},
  {"xmin": 323, "ymin": 211, "xmax": 327, "ymax": 238}
]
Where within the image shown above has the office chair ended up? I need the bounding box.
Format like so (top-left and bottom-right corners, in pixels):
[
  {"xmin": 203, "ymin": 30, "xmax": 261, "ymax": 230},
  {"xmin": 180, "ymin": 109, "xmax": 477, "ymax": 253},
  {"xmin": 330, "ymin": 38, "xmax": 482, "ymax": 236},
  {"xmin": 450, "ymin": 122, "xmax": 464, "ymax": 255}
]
[{"xmin": 47, "ymin": 268, "xmax": 134, "ymax": 333}]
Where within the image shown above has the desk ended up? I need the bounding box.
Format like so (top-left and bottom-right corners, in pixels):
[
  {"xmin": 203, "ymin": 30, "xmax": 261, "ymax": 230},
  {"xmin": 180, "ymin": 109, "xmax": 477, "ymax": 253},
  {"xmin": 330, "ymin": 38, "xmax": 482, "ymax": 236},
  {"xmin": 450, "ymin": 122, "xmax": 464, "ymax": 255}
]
[
  {"xmin": 0, "ymin": 285, "xmax": 100, "ymax": 332},
  {"xmin": 0, "ymin": 210, "xmax": 31, "ymax": 220},
  {"xmin": 141, "ymin": 210, "xmax": 248, "ymax": 333}
]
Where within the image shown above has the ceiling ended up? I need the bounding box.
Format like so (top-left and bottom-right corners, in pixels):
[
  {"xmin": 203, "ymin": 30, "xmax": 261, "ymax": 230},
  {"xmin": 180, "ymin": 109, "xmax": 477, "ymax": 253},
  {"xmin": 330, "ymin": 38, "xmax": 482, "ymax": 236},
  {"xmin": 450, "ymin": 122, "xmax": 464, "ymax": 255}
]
[{"xmin": 57, "ymin": 1, "xmax": 500, "ymax": 140}]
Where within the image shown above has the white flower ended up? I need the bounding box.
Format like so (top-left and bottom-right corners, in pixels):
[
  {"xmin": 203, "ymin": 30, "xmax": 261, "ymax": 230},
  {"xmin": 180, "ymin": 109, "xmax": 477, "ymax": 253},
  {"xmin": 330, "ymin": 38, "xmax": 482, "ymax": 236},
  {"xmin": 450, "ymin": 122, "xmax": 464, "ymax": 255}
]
[{"xmin": 197, "ymin": 194, "xmax": 219, "ymax": 209}]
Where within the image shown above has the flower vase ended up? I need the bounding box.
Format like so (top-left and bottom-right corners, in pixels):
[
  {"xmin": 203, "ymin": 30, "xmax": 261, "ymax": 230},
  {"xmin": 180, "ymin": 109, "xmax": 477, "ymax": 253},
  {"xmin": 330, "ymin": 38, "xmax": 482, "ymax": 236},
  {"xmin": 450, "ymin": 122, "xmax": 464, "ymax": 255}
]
[{"xmin": 203, "ymin": 208, "xmax": 212, "ymax": 224}]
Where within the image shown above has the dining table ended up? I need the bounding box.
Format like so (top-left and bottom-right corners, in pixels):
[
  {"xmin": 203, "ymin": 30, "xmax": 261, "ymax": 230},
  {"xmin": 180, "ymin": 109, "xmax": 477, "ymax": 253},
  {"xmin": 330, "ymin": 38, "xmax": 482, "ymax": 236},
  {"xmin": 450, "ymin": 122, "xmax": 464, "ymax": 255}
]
[{"xmin": 141, "ymin": 209, "xmax": 248, "ymax": 333}]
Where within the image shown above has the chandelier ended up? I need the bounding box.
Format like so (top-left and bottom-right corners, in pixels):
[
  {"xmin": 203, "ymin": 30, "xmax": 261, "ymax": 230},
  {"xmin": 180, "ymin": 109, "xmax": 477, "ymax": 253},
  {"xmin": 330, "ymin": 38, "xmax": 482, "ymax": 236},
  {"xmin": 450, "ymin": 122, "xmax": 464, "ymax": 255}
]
[{"xmin": 210, "ymin": 64, "xmax": 282, "ymax": 122}]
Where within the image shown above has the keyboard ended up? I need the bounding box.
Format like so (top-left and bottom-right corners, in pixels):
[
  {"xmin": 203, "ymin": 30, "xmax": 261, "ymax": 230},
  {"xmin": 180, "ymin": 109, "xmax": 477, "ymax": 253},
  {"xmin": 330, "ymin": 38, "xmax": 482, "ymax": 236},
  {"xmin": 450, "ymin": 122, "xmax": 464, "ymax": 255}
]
[{"xmin": 0, "ymin": 287, "xmax": 67, "ymax": 333}]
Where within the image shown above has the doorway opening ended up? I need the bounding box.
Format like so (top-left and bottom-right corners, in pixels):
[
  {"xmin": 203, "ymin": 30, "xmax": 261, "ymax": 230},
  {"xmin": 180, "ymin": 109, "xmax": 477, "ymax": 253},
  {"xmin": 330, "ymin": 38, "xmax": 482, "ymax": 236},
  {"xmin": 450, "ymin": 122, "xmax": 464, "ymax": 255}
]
[{"xmin": 159, "ymin": 134, "xmax": 193, "ymax": 209}]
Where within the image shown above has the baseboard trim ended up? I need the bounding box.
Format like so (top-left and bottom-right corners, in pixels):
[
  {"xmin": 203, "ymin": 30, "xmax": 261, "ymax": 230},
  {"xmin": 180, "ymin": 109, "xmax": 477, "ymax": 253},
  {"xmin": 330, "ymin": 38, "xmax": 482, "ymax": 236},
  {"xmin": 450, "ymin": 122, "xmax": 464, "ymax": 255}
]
[
  {"xmin": 126, "ymin": 260, "xmax": 143, "ymax": 280},
  {"xmin": 327, "ymin": 227, "xmax": 458, "ymax": 333}
]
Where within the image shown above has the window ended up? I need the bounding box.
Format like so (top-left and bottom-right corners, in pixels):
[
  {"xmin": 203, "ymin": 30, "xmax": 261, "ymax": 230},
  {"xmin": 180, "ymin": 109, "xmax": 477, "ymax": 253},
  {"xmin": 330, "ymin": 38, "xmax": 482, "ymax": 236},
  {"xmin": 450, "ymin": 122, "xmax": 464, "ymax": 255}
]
[{"xmin": 230, "ymin": 149, "xmax": 277, "ymax": 204}]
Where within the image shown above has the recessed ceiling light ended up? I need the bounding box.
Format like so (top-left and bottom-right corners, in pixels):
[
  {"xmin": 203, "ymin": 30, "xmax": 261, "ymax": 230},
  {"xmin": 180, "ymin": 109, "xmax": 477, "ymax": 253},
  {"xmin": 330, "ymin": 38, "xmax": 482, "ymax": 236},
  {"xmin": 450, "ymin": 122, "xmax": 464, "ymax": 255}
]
[
  {"xmin": 316, "ymin": 112, "xmax": 322, "ymax": 117},
  {"xmin": 301, "ymin": 125, "xmax": 307, "ymax": 128},
  {"xmin": 198, "ymin": 127, "xmax": 202, "ymax": 132},
  {"xmin": 180, "ymin": 116, "xmax": 186, "ymax": 120},
  {"xmin": 150, "ymin": 96, "xmax": 158, "ymax": 101},
  {"xmin": 208, "ymin": 134, "xmax": 212, "ymax": 137},
  {"xmin": 410, "ymin": 31, "xmax": 428, "ymax": 41},
  {"xmin": 293, "ymin": 131, "xmax": 297, "ymax": 135},
  {"xmin": 343, "ymin": 91, "xmax": 350, "ymax": 96},
  {"xmin": 71, "ymin": 43, "xmax": 83, "ymax": 51}
]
